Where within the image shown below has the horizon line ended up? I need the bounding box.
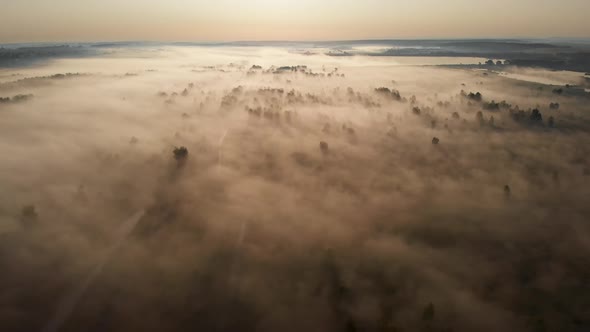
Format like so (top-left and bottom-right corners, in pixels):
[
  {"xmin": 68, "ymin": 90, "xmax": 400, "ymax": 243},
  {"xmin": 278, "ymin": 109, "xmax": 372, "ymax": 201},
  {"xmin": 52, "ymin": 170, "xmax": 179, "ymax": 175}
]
[{"xmin": 2, "ymin": 36, "xmax": 590, "ymax": 47}]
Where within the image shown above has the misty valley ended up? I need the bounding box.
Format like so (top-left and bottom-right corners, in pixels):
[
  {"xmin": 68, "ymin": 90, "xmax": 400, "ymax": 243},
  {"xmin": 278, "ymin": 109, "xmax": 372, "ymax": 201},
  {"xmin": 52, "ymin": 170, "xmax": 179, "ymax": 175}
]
[{"xmin": 1, "ymin": 44, "xmax": 590, "ymax": 332}]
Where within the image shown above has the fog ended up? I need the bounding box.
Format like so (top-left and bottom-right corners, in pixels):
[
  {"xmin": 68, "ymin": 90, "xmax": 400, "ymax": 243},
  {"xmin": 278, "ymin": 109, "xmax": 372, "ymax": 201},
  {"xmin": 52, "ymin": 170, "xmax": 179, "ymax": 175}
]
[{"xmin": 1, "ymin": 46, "xmax": 589, "ymax": 332}]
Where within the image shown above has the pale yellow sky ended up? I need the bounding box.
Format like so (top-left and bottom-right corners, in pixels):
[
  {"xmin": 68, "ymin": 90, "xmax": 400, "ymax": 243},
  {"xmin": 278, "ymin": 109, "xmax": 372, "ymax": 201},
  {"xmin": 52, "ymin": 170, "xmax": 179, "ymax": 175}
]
[{"xmin": 1, "ymin": 0, "xmax": 589, "ymax": 43}]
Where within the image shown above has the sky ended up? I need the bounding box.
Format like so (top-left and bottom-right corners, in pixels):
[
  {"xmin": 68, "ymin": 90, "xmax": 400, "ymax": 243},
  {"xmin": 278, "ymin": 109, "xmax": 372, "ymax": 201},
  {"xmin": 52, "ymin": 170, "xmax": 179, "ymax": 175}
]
[{"xmin": 1, "ymin": 0, "xmax": 589, "ymax": 43}]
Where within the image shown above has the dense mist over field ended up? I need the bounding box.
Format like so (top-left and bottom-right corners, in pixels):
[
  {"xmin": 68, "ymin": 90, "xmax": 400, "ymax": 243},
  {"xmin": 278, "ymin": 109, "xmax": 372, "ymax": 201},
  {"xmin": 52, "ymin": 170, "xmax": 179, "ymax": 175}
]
[{"xmin": 1, "ymin": 46, "xmax": 590, "ymax": 332}]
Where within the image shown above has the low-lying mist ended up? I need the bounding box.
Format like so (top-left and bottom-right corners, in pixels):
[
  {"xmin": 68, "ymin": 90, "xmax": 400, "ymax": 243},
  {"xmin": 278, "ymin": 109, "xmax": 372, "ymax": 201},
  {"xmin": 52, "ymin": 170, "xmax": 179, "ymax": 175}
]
[{"xmin": 1, "ymin": 46, "xmax": 589, "ymax": 332}]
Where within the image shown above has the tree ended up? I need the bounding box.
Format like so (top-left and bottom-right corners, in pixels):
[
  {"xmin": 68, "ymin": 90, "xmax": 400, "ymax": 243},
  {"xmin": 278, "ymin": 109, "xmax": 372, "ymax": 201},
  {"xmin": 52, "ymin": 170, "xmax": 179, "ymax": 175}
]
[
  {"xmin": 552, "ymin": 88, "xmax": 563, "ymax": 95},
  {"xmin": 483, "ymin": 101, "xmax": 500, "ymax": 111},
  {"xmin": 375, "ymin": 87, "xmax": 403, "ymax": 101},
  {"xmin": 476, "ymin": 111, "xmax": 484, "ymax": 124},
  {"xmin": 530, "ymin": 109, "xmax": 543, "ymax": 123},
  {"xmin": 20, "ymin": 205, "xmax": 38, "ymax": 228},
  {"xmin": 11, "ymin": 94, "xmax": 34, "ymax": 103},
  {"xmin": 173, "ymin": 146, "xmax": 189, "ymax": 162},
  {"xmin": 319, "ymin": 141, "xmax": 329, "ymax": 155},
  {"xmin": 552, "ymin": 170, "xmax": 560, "ymax": 183},
  {"xmin": 422, "ymin": 303, "xmax": 435, "ymax": 321},
  {"xmin": 466, "ymin": 92, "xmax": 482, "ymax": 102}
]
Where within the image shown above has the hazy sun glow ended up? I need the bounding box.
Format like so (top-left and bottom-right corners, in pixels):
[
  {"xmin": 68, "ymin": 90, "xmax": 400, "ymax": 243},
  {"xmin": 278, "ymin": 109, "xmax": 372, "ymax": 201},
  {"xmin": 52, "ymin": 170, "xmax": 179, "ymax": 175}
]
[{"xmin": 1, "ymin": 0, "xmax": 589, "ymax": 42}]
